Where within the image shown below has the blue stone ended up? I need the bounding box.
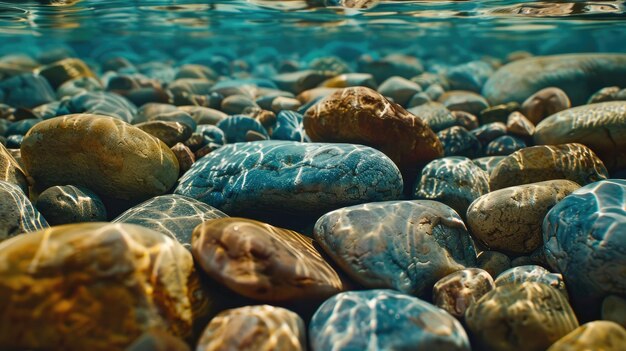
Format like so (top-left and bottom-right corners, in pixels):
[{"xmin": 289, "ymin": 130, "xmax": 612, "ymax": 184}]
[
  {"xmin": 486, "ymin": 135, "xmax": 527, "ymax": 156},
  {"xmin": 0, "ymin": 73, "xmax": 55, "ymax": 109},
  {"xmin": 272, "ymin": 110, "xmax": 307, "ymax": 142},
  {"xmin": 470, "ymin": 122, "xmax": 507, "ymax": 145},
  {"xmin": 543, "ymin": 179, "xmax": 626, "ymax": 313},
  {"xmin": 174, "ymin": 141, "xmax": 403, "ymax": 218},
  {"xmin": 216, "ymin": 115, "xmax": 269, "ymax": 143},
  {"xmin": 310, "ymin": 289, "xmax": 471, "ymax": 351},
  {"xmin": 447, "ymin": 60, "xmax": 494, "ymax": 93},
  {"xmin": 56, "ymin": 91, "xmax": 137, "ymax": 123},
  {"xmin": 6, "ymin": 119, "xmax": 41, "ymax": 136},
  {"xmin": 437, "ymin": 126, "xmax": 482, "ymax": 158},
  {"xmin": 196, "ymin": 125, "xmax": 225, "ymax": 145}
]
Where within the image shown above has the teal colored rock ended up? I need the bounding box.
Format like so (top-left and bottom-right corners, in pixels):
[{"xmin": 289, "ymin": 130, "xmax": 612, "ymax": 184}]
[
  {"xmin": 0, "ymin": 73, "xmax": 55, "ymax": 109},
  {"xmin": 217, "ymin": 115, "xmax": 269, "ymax": 143},
  {"xmin": 314, "ymin": 200, "xmax": 477, "ymax": 297},
  {"xmin": 437, "ymin": 126, "xmax": 482, "ymax": 158},
  {"xmin": 272, "ymin": 110, "xmax": 307, "ymax": 142},
  {"xmin": 0, "ymin": 180, "xmax": 48, "ymax": 241},
  {"xmin": 447, "ymin": 60, "xmax": 494, "ymax": 92},
  {"xmin": 175, "ymin": 141, "xmax": 403, "ymax": 219},
  {"xmin": 408, "ymin": 101, "xmax": 456, "ymax": 132},
  {"xmin": 310, "ymin": 289, "xmax": 471, "ymax": 351},
  {"xmin": 57, "ymin": 91, "xmax": 137, "ymax": 123}
]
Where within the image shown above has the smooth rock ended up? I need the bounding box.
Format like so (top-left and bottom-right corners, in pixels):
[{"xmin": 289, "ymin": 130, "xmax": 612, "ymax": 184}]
[
  {"xmin": 473, "ymin": 156, "xmax": 505, "ymax": 175},
  {"xmin": 57, "ymin": 77, "xmax": 103, "ymax": 99},
  {"xmin": 495, "ymin": 265, "xmax": 568, "ymax": 298},
  {"xmin": 546, "ymin": 321, "xmax": 626, "ymax": 351},
  {"xmin": 358, "ymin": 53, "xmax": 424, "ymax": 83},
  {"xmin": 272, "ymin": 110, "xmax": 307, "ymax": 142},
  {"xmin": 0, "ymin": 73, "xmax": 55, "ymax": 109},
  {"xmin": 439, "ymin": 90, "xmax": 490, "ymax": 115},
  {"xmin": 37, "ymin": 58, "xmax": 96, "ymax": 89},
  {"xmin": 506, "ymin": 111, "xmax": 535, "ymax": 137},
  {"xmin": 479, "ymin": 102, "xmax": 520, "ymax": 125},
  {"xmin": 437, "ymin": 126, "xmax": 482, "ymax": 158},
  {"xmin": 485, "ymin": 135, "xmax": 527, "ymax": 156},
  {"xmin": 602, "ymin": 295, "xmax": 626, "ymax": 328},
  {"xmin": 408, "ymin": 101, "xmax": 456, "ymax": 132},
  {"xmin": 272, "ymin": 70, "xmax": 333, "ymax": 94},
  {"xmin": 57, "ymin": 91, "xmax": 137, "ymax": 123},
  {"xmin": 178, "ymin": 105, "xmax": 227, "ymax": 125},
  {"xmin": 270, "ymin": 96, "xmax": 301, "ymax": 112},
  {"xmin": 377, "ymin": 76, "xmax": 422, "ymax": 106},
  {"xmin": 470, "ymin": 122, "xmax": 507, "ymax": 145},
  {"xmin": 171, "ymin": 142, "xmax": 195, "ymax": 175},
  {"xmin": 452, "ymin": 110, "xmax": 480, "ymax": 130},
  {"xmin": 0, "ymin": 180, "xmax": 48, "ymax": 241},
  {"xmin": 433, "ymin": 268, "xmax": 495, "ymax": 319},
  {"xmin": 521, "ymin": 87, "xmax": 570, "ymax": 124},
  {"xmin": 0, "ymin": 142, "xmax": 28, "ymax": 193},
  {"xmin": 319, "ymin": 73, "xmax": 377, "ymax": 89},
  {"xmin": 447, "ymin": 60, "xmax": 494, "ymax": 92},
  {"xmin": 35, "ymin": 185, "xmax": 107, "ymax": 225},
  {"xmin": 220, "ymin": 94, "xmax": 259, "ymax": 115},
  {"xmin": 217, "ymin": 115, "xmax": 269, "ymax": 143},
  {"xmin": 477, "ymin": 250, "xmax": 512, "ymax": 277}
]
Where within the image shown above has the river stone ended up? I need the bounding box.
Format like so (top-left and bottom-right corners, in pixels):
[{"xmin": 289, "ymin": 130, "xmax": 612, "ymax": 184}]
[
  {"xmin": 272, "ymin": 110, "xmax": 306, "ymax": 142},
  {"xmin": 0, "ymin": 180, "xmax": 48, "ymax": 241},
  {"xmin": 358, "ymin": 53, "xmax": 424, "ymax": 83},
  {"xmin": 6, "ymin": 135, "xmax": 23, "ymax": 149},
  {"xmin": 506, "ymin": 111, "xmax": 535, "ymax": 137},
  {"xmin": 485, "ymin": 135, "xmax": 527, "ymax": 156},
  {"xmin": 437, "ymin": 126, "xmax": 482, "ymax": 158},
  {"xmin": 113, "ymin": 194, "xmax": 227, "ymax": 249},
  {"xmin": 135, "ymin": 120, "xmax": 192, "ymax": 147},
  {"xmin": 196, "ymin": 305, "xmax": 306, "ymax": 351},
  {"xmin": 483, "ymin": 54, "xmax": 626, "ymax": 105},
  {"xmin": 470, "ymin": 122, "xmax": 507, "ymax": 145},
  {"xmin": 447, "ymin": 60, "xmax": 494, "ymax": 92},
  {"xmin": 175, "ymin": 141, "xmax": 402, "ymax": 219},
  {"xmin": 467, "ymin": 179, "xmax": 580, "ymax": 255},
  {"xmin": 377, "ymin": 76, "xmax": 422, "ymax": 106},
  {"xmin": 171, "ymin": 142, "xmax": 195, "ymax": 175},
  {"xmin": 270, "ymin": 96, "xmax": 301, "ymax": 112},
  {"xmin": 57, "ymin": 91, "xmax": 137, "ymax": 123},
  {"xmin": 0, "ymin": 142, "xmax": 28, "ymax": 193},
  {"xmin": 546, "ymin": 321, "xmax": 626, "ymax": 351},
  {"xmin": 407, "ymin": 101, "xmax": 456, "ymax": 132},
  {"xmin": 495, "ymin": 265, "xmax": 568, "ymax": 298},
  {"xmin": 220, "ymin": 94, "xmax": 259, "ymax": 115},
  {"xmin": 126, "ymin": 330, "xmax": 191, "ymax": 351},
  {"xmin": 303, "ymin": 86, "xmax": 443, "ymax": 179},
  {"xmin": 217, "ymin": 115, "xmax": 269, "ymax": 144},
  {"xmin": 479, "ymin": 102, "xmax": 520, "ymax": 125},
  {"xmin": 314, "ymin": 200, "xmax": 477, "ymax": 297},
  {"xmin": 534, "ymin": 101, "xmax": 626, "ymax": 170},
  {"xmin": 473, "ymin": 156, "xmax": 505, "ymax": 175},
  {"xmin": 192, "ymin": 217, "xmax": 342, "ymax": 301},
  {"xmin": 602, "ymin": 295, "xmax": 626, "ymax": 328},
  {"xmin": 433, "ymin": 268, "xmax": 495, "ymax": 319},
  {"xmin": 35, "ymin": 185, "xmax": 107, "ymax": 225},
  {"xmin": 178, "ymin": 105, "xmax": 227, "ymax": 125},
  {"xmin": 38, "ymin": 58, "xmax": 96, "ymax": 89},
  {"xmin": 439, "ymin": 90, "xmax": 490, "ymax": 115},
  {"xmin": 477, "ymin": 250, "xmax": 512, "ymax": 277},
  {"xmin": 521, "ymin": 87, "xmax": 570, "ymax": 124},
  {"xmin": 0, "ymin": 222, "xmax": 208, "ymax": 351},
  {"xmin": 466, "ymin": 282, "xmax": 579, "ymax": 351},
  {"xmin": 273, "ymin": 70, "xmax": 333, "ymax": 94},
  {"xmin": 587, "ymin": 86, "xmax": 626, "ymax": 104},
  {"xmin": 414, "ymin": 157, "xmax": 490, "ymax": 217},
  {"xmin": 489, "ymin": 143, "xmax": 608, "ymax": 190},
  {"xmin": 310, "ymin": 289, "xmax": 471, "ymax": 351},
  {"xmin": 452, "ymin": 110, "xmax": 480, "ymax": 130},
  {"xmin": 543, "ymin": 179, "xmax": 626, "ymax": 315},
  {"xmin": 21, "ymin": 114, "xmax": 179, "ymax": 201},
  {"xmin": 0, "ymin": 73, "xmax": 56, "ymax": 109},
  {"xmin": 57, "ymin": 77, "xmax": 104, "ymax": 99}
]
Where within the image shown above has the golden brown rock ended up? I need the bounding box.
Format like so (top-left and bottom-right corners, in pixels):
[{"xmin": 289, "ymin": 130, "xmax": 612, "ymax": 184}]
[
  {"xmin": 433, "ymin": 268, "xmax": 495, "ymax": 319},
  {"xmin": 37, "ymin": 58, "xmax": 96, "ymax": 89},
  {"xmin": 546, "ymin": 321, "xmax": 626, "ymax": 351},
  {"xmin": 489, "ymin": 143, "xmax": 608, "ymax": 190},
  {"xmin": 0, "ymin": 142, "xmax": 28, "ymax": 194},
  {"xmin": 0, "ymin": 223, "xmax": 208, "ymax": 351},
  {"xmin": 521, "ymin": 87, "xmax": 571, "ymax": 124},
  {"xmin": 466, "ymin": 282, "xmax": 579, "ymax": 351},
  {"xmin": 303, "ymin": 86, "xmax": 443, "ymax": 178},
  {"xmin": 506, "ymin": 111, "xmax": 535, "ymax": 138},
  {"xmin": 196, "ymin": 305, "xmax": 306, "ymax": 351},
  {"xmin": 191, "ymin": 218, "xmax": 342, "ymax": 302},
  {"xmin": 20, "ymin": 114, "xmax": 180, "ymax": 201}
]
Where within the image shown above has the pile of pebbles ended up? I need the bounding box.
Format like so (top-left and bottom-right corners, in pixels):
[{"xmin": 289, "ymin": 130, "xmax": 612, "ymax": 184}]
[{"xmin": 0, "ymin": 47, "xmax": 624, "ymax": 351}]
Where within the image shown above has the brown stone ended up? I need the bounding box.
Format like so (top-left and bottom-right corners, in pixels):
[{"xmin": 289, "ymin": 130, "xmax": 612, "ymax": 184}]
[
  {"xmin": 171, "ymin": 143, "xmax": 195, "ymax": 175},
  {"xmin": 521, "ymin": 87, "xmax": 571, "ymax": 124},
  {"xmin": 37, "ymin": 58, "xmax": 96, "ymax": 89},
  {"xmin": 0, "ymin": 223, "xmax": 208, "ymax": 351},
  {"xmin": 547, "ymin": 321, "xmax": 626, "ymax": 351},
  {"xmin": 303, "ymin": 86, "xmax": 443, "ymax": 179},
  {"xmin": 506, "ymin": 111, "xmax": 535, "ymax": 138},
  {"xmin": 433, "ymin": 268, "xmax": 495, "ymax": 319},
  {"xmin": 136, "ymin": 120, "xmax": 193, "ymax": 147},
  {"xmin": 191, "ymin": 218, "xmax": 343, "ymax": 302},
  {"xmin": 489, "ymin": 143, "xmax": 608, "ymax": 190}
]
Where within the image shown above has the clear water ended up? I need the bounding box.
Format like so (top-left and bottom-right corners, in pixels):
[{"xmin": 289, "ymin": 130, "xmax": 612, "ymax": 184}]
[{"xmin": 1, "ymin": 0, "xmax": 626, "ymax": 59}]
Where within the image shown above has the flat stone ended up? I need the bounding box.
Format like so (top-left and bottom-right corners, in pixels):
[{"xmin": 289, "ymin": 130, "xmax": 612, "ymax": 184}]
[
  {"xmin": 521, "ymin": 87, "xmax": 570, "ymax": 124},
  {"xmin": 35, "ymin": 185, "xmax": 107, "ymax": 225},
  {"xmin": 534, "ymin": 101, "xmax": 626, "ymax": 170},
  {"xmin": 113, "ymin": 194, "xmax": 227, "ymax": 249},
  {"xmin": 377, "ymin": 76, "xmax": 422, "ymax": 106},
  {"xmin": 270, "ymin": 96, "xmax": 301, "ymax": 112},
  {"xmin": 358, "ymin": 53, "xmax": 424, "ymax": 83},
  {"xmin": 479, "ymin": 102, "xmax": 520, "ymax": 125},
  {"xmin": 38, "ymin": 58, "xmax": 96, "ymax": 89},
  {"xmin": 314, "ymin": 200, "xmax": 477, "ymax": 297},
  {"xmin": 495, "ymin": 265, "xmax": 568, "ymax": 298},
  {"xmin": 466, "ymin": 282, "xmax": 579, "ymax": 351},
  {"xmin": 0, "ymin": 222, "xmax": 208, "ymax": 350},
  {"xmin": 546, "ymin": 321, "xmax": 626, "ymax": 351},
  {"xmin": 21, "ymin": 114, "xmax": 179, "ymax": 201},
  {"xmin": 413, "ymin": 157, "xmax": 490, "ymax": 217},
  {"xmin": 543, "ymin": 179, "xmax": 626, "ymax": 315},
  {"xmin": 447, "ymin": 60, "xmax": 494, "ymax": 92},
  {"xmin": 433, "ymin": 268, "xmax": 495, "ymax": 319},
  {"xmin": 489, "ymin": 143, "xmax": 608, "ymax": 190},
  {"xmin": 196, "ymin": 305, "xmax": 306, "ymax": 351},
  {"xmin": 57, "ymin": 77, "xmax": 103, "ymax": 99},
  {"xmin": 272, "ymin": 70, "xmax": 333, "ymax": 94},
  {"xmin": 310, "ymin": 289, "xmax": 470, "ymax": 351},
  {"xmin": 467, "ymin": 180, "xmax": 580, "ymax": 254},
  {"xmin": 0, "ymin": 180, "xmax": 48, "ymax": 242},
  {"xmin": 174, "ymin": 141, "xmax": 403, "ymax": 219},
  {"xmin": 178, "ymin": 105, "xmax": 227, "ymax": 125},
  {"xmin": 220, "ymin": 94, "xmax": 260, "ymax": 115},
  {"xmin": 192, "ymin": 217, "xmax": 342, "ymax": 301}
]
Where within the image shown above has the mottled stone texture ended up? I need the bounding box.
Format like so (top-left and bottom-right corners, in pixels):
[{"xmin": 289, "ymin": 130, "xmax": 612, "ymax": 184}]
[
  {"xmin": 310, "ymin": 289, "xmax": 471, "ymax": 351},
  {"xmin": 483, "ymin": 54, "xmax": 626, "ymax": 105},
  {"xmin": 0, "ymin": 223, "xmax": 208, "ymax": 351},
  {"xmin": 192, "ymin": 218, "xmax": 342, "ymax": 302},
  {"xmin": 466, "ymin": 282, "xmax": 579, "ymax": 351},
  {"xmin": 314, "ymin": 200, "xmax": 477, "ymax": 297},
  {"xmin": 197, "ymin": 305, "xmax": 306, "ymax": 351},
  {"xmin": 0, "ymin": 180, "xmax": 48, "ymax": 241},
  {"xmin": 534, "ymin": 101, "xmax": 626, "ymax": 170},
  {"xmin": 547, "ymin": 321, "xmax": 626, "ymax": 351},
  {"xmin": 495, "ymin": 265, "xmax": 568, "ymax": 298},
  {"xmin": 175, "ymin": 141, "xmax": 403, "ymax": 218},
  {"xmin": 433, "ymin": 268, "xmax": 495, "ymax": 319},
  {"xmin": 543, "ymin": 179, "xmax": 626, "ymax": 314},
  {"xmin": 113, "ymin": 194, "xmax": 228, "ymax": 249},
  {"xmin": 21, "ymin": 114, "xmax": 179, "ymax": 201}
]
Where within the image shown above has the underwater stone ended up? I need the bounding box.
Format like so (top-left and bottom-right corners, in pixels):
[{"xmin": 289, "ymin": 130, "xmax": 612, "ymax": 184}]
[
  {"xmin": 272, "ymin": 70, "xmax": 333, "ymax": 94},
  {"xmin": 485, "ymin": 135, "xmax": 527, "ymax": 156},
  {"xmin": 217, "ymin": 115, "xmax": 269, "ymax": 144},
  {"xmin": 521, "ymin": 87, "xmax": 570, "ymax": 124},
  {"xmin": 358, "ymin": 53, "xmax": 424, "ymax": 83},
  {"xmin": 451, "ymin": 110, "xmax": 479, "ymax": 130},
  {"xmin": 506, "ymin": 111, "xmax": 535, "ymax": 137},
  {"xmin": 0, "ymin": 73, "xmax": 55, "ymax": 109},
  {"xmin": 35, "ymin": 185, "xmax": 107, "ymax": 225},
  {"xmin": 38, "ymin": 58, "xmax": 96, "ymax": 89},
  {"xmin": 439, "ymin": 90, "xmax": 489, "ymax": 115},
  {"xmin": 477, "ymin": 250, "xmax": 512, "ymax": 278},
  {"xmin": 310, "ymin": 289, "xmax": 471, "ymax": 351},
  {"xmin": 192, "ymin": 217, "xmax": 342, "ymax": 302},
  {"xmin": 57, "ymin": 91, "xmax": 137, "ymax": 123},
  {"xmin": 407, "ymin": 101, "xmax": 456, "ymax": 132},
  {"xmin": 113, "ymin": 194, "xmax": 227, "ymax": 249},
  {"xmin": 479, "ymin": 102, "xmax": 520, "ymax": 125},
  {"xmin": 433, "ymin": 268, "xmax": 495, "ymax": 319},
  {"xmin": 495, "ymin": 265, "xmax": 568, "ymax": 298},
  {"xmin": 602, "ymin": 295, "xmax": 626, "ymax": 328},
  {"xmin": 272, "ymin": 110, "xmax": 307, "ymax": 142},
  {"xmin": 546, "ymin": 321, "xmax": 626, "ymax": 351},
  {"xmin": 472, "ymin": 156, "xmax": 505, "ymax": 175},
  {"xmin": 0, "ymin": 180, "xmax": 48, "ymax": 242},
  {"xmin": 57, "ymin": 77, "xmax": 103, "ymax": 99},
  {"xmin": 0, "ymin": 142, "xmax": 28, "ymax": 193},
  {"xmin": 270, "ymin": 96, "xmax": 301, "ymax": 112},
  {"xmin": 178, "ymin": 105, "xmax": 227, "ymax": 125},
  {"xmin": 437, "ymin": 126, "xmax": 482, "ymax": 158},
  {"xmin": 377, "ymin": 75, "xmax": 422, "ymax": 106},
  {"xmin": 135, "ymin": 120, "xmax": 192, "ymax": 147},
  {"xmin": 220, "ymin": 94, "xmax": 260, "ymax": 115},
  {"xmin": 170, "ymin": 142, "xmax": 195, "ymax": 175},
  {"xmin": 446, "ymin": 60, "xmax": 494, "ymax": 92},
  {"xmin": 470, "ymin": 122, "xmax": 507, "ymax": 145},
  {"xmin": 314, "ymin": 200, "xmax": 477, "ymax": 297}
]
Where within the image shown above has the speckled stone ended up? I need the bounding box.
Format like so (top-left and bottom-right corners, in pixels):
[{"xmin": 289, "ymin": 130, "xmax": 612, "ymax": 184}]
[
  {"xmin": 113, "ymin": 194, "xmax": 227, "ymax": 249},
  {"xmin": 21, "ymin": 114, "xmax": 179, "ymax": 201},
  {"xmin": 439, "ymin": 90, "xmax": 490, "ymax": 115},
  {"xmin": 489, "ymin": 143, "xmax": 608, "ymax": 190},
  {"xmin": 0, "ymin": 142, "xmax": 28, "ymax": 194},
  {"xmin": 495, "ymin": 265, "xmax": 568, "ymax": 298},
  {"xmin": 477, "ymin": 250, "xmax": 512, "ymax": 277},
  {"xmin": 217, "ymin": 115, "xmax": 269, "ymax": 144},
  {"xmin": 602, "ymin": 295, "xmax": 626, "ymax": 328},
  {"xmin": 521, "ymin": 87, "xmax": 570, "ymax": 124},
  {"xmin": 272, "ymin": 110, "xmax": 306, "ymax": 142},
  {"xmin": 467, "ymin": 179, "xmax": 580, "ymax": 255},
  {"xmin": 0, "ymin": 180, "xmax": 48, "ymax": 241},
  {"xmin": 452, "ymin": 110, "xmax": 479, "ymax": 130},
  {"xmin": 473, "ymin": 156, "xmax": 505, "ymax": 175},
  {"xmin": 57, "ymin": 91, "xmax": 137, "ymax": 123},
  {"xmin": 482, "ymin": 54, "xmax": 626, "ymax": 105},
  {"xmin": 534, "ymin": 101, "xmax": 626, "ymax": 170},
  {"xmin": 470, "ymin": 122, "xmax": 507, "ymax": 145},
  {"xmin": 377, "ymin": 76, "xmax": 423, "ymax": 106},
  {"xmin": 303, "ymin": 86, "xmax": 443, "ymax": 179},
  {"xmin": 175, "ymin": 141, "xmax": 402, "ymax": 218},
  {"xmin": 437, "ymin": 126, "xmax": 482, "ymax": 158},
  {"xmin": 543, "ymin": 179, "xmax": 626, "ymax": 314},
  {"xmin": 546, "ymin": 321, "xmax": 626, "ymax": 351},
  {"xmin": 408, "ymin": 101, "xmax": 457, "ymax": 132},
  {"xmin": 466, "ymin": 282, "xmax": 579, "ymax": 351},
  {"xmin": 196, "ymin": 305, "xmax": 306, "ymax": 351},
  {"xmin": 414, "ymin": 157, "xmax": 490, "ymax": 217},
  {"xmin": 0, "ymin": 222, "xmax": 208, "ymax": 351},
  {"xmin": 135, "ymin": 120, "xmax": 193, "ymax": 147},
  {"xmin": 433, "ymin": 268, "xmax": 495, "ymax": 319},
  {"xmin": 314, "ymin": 200, "xmax": 477, "ymax": 297},
  {"xmin": 35, "ymin": 185, "xmax": 107, "ymax": 225},
  {"xmin": 0, "ymin": 73, "xmax": 56, "ymax": 109},
  {"xmin": 485, "ymin": 135, "xmax": 527, "ymax": 156},
  {"xmin": 310, "ymin": 289, "xmax": 471, "ymax": 351},
  {"xmin": 192, "ymin": 217, "xmax": 342, "ymax": 301}
]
